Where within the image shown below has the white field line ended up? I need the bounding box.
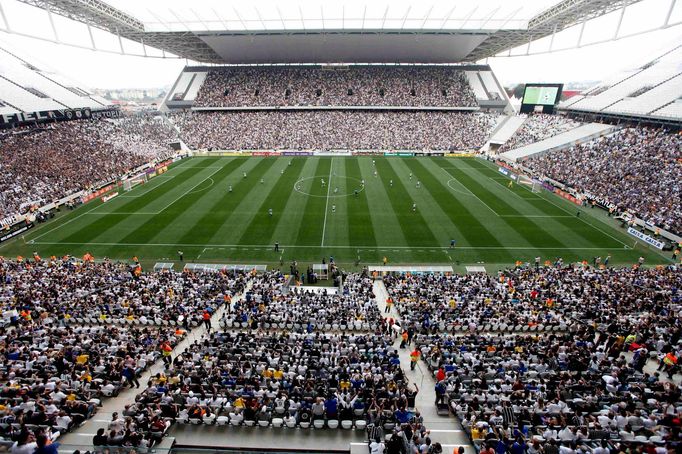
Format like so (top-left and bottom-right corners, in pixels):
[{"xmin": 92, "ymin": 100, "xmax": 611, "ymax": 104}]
[
  {"xmin": 29, "ymin": 241, "xmax": 622, "ymax": 251},
  {"xmin": 436, "ymin": 162, "xmax": 500, "ymax": 216},
  {"xmin": 152, "ymin": 165, "xmax": 224, "ymax": 214},
  {"xmin": 467, "ymin": 161, "xmax": 631, "ymax": 249},
  {"xmin": 320, "ymin": 158, "xmax": 334, "ymax": 247}
]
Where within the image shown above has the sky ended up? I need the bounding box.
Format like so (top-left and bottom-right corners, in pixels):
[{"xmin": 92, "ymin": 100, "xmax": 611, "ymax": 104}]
[{"xmin": 0, "ymin": 0, "xmax": 680, "ymax": 90}]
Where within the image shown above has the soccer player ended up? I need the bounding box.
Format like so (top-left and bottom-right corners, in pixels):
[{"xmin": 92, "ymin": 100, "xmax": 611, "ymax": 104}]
[
  {"xmin": 412, "ymin": 202, "xmax": 416, "ymax": 212},
  {"xmin": 450, "ymin": 239, "xmax": 456, "ymax": 248},
  {"xmin": 409, "ymin": 173, "xmax": 413, "ymax": 180},
  {"xmin": 389, "ymin": 179, "xmax": 393, "ymax": 187},
  {"xmin": 361, "ymin": 179, "xmax": 365, "ymax": 186},
  {"xmin": 372, "ymin": 159, "xmax": 376, "ymax": 166},
  {"xmin": 416, "ymin": 181, "xmax": 421, "ymax": 189},
  {"xmin": 228, "ymin": 185, "xmax": 232, "ymax": 193},
  {"xmin": 334, "ymin": 187, "xmax": 338, "ymax": 194},
  {"xmin": 288, "ymin": 160, "xmax": 292, "ymax": 166},
  {"xmin": 243, "ymin": 172, "xmax": 247, "ymax": 178},
  {"xmin": 374, "ymin": 170, "xmax": 378, "ymax": 177},
  {"xmin": 274, "ymin": 242, "xmax": 279, "ymax": 252},
  {"xmin": 508, "ymin": 180, "xmax": 513, "ymax": 188},
  {"xmin": 260, "ymin": 178, "xmax": 264, "ymax": 184},
  {"xmin": 321, "ymin": 178, "xmax": 325, "ymax": 186},
  {"xmin": 332, "ymin": 205, "xmax": 336, "ymax": 213},
  {"xmin": 354, "ymin": 189, "xmax": 359, "ymax": 197},
  {"xmin": 281, "ymin": 169, "xmax": 284, "ymax": 175},
  {"xmin": 268, "ymin": 208, "xmax": 273, "ymax": 217}
]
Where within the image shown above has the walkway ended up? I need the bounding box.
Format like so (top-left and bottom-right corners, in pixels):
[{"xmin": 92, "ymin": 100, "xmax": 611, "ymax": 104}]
[
  {"xmin": 373, "ymin": 280, "xmax": 473, "ymax": 454},
  {"xmin": 59, "ymin": 281, "xmax": 252, "ymax": 448}
]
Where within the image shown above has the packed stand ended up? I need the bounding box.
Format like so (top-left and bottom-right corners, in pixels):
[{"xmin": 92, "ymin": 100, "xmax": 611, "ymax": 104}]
[
  {"xmin": 221, "ymin": 272, "xmax": 381, "ymax": 331},
  {"xmin": 383, "ymin": 273, "xmax": 572, "ymax": 334},
  {"xmin": 0, "ymin": 115, "xmax": 178, "ymax": 220},
  {"xmin": 0, "ymin": 257, "xmax": 246, "ymax": 328},
  {"xmin": 194, "ymin": 66, "xmax": 478, "ymax": 108},
  {"xmin": 523, "ymin": 127, "xmax": 682, "ymax": 234},
  {"xmin": 172, "ymin": 110, "xmax": 497, "ymax": 151},
  {"xmin": 386, "ymin": 263, "xmax": 681, "ymax": 452},
  {"xmin": 498, "ymin": 114, "xmax": 582, "ymax": 152},
  {"xmin": 0, "ymin": 323, "xmax": 185, "ymax": 448},
  {"xmin": 128, "ymin": 331, "xmax": 421, "ymax": 432}
]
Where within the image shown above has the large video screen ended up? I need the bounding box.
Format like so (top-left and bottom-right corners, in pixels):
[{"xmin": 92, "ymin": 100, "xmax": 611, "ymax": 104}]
[{"xmin": 522, "ymin": 84, "xmax": 563, "ymax": 106}]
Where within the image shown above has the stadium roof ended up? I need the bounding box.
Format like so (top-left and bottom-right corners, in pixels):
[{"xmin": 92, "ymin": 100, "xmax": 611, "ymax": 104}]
[{"xmin": 8, "ymin": 0, "xmax": 655, "ymax": 63}]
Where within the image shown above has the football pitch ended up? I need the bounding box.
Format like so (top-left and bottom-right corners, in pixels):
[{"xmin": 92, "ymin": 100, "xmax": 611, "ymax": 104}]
[{"xmin": 2, "ymin": 156, "xmax": 671, "ymax": 270}]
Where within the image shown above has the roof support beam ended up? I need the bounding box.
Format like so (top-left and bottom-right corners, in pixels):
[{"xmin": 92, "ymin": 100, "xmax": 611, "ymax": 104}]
[
  {"xmin": 46, "ymin": 8, "xmax": 59, "ymax": 42},
  {"xmin": 664, "ymin": 0, "xmax": 677, "ymax": 26}
]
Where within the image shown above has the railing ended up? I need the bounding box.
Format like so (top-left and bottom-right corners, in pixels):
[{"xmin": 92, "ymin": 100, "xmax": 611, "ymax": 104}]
[{"xmin": 56, "ymin": 446, "xmax": 333, "ymax": 454}]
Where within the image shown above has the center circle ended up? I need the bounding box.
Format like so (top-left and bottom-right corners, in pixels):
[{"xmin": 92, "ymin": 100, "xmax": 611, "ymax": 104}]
[{"xmin": 294, "ymin": 175, "xmax": 366, "ymax": 198}]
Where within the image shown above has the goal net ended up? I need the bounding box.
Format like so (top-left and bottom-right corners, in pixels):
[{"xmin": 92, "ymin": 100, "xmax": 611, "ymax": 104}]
[
  {"xmin": 122, "ymin": 173, "xmax": 148, "ymax": 191},
  {"xmin": 517, "ymin": 175, "xmax": 542, "ymax": 193}
]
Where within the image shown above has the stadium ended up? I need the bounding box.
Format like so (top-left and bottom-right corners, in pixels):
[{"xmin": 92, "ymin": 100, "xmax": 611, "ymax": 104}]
[{"xmin": 0, "ymin": 0, "xmax": 680, "ymax": 453}]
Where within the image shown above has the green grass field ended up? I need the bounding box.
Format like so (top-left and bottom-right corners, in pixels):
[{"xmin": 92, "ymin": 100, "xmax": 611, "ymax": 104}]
[{"xmin": 0, "ymin": 156, "xmax": 672, "ymax": 271}]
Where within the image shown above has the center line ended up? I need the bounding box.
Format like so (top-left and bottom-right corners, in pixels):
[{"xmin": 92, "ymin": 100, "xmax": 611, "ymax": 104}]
[{"xmin": 320, "ymin": 158, "xmax": 334, "ymax": 247}]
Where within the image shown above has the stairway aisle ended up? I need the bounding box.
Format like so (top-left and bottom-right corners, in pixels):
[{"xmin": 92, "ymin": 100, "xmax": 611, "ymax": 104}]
[
  {"xmin": 373, "ymin": 280, "xmax": 473, "ymax": 453},
  {"xmin": 58, "ymin": 281, "xmax": 253, "ymax": 448}
]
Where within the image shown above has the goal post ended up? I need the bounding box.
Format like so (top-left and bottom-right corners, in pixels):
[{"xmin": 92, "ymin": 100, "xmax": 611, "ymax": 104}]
[
  {"xmin": 517, "ymin": 175, "xmax": 542, "ymax": 193},
  {"xmin": 122, "ymin": 173, "xmax": 148, "ymax": 191}
]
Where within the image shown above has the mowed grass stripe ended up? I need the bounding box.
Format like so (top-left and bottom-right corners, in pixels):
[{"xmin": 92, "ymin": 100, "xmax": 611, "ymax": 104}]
[
  {"xmin": 374, "ymin": 158, "xmax": 438, "ymax": 247},
  {"xmin": 205, "ymin": 158, "xmax": 281, "ymax": 245},
  {"xmin": 101, "ymin": 159, "xmax": 251, "ymax": 245},
  {"xmin": 388, "ymin": 158, "xmax": 467, "ymax": 248},
  {"xmin": 439, "ymin": 159, "xmax": 572, "ymax": 248},
  {"xmin": 405, "ymin": 158, "xmax": 509, "ymax": 250},
  {"xmin": 117, "ymin": 157, "xmax": 249, "ymax": 247},
  {"xmin": 458, "ymin": 159, "xmax": 567, "ymax": 215},
  {"xmin": 112, "ymin": 159, "xmax": 244, "ymax": 247},
  {"xmin": 239, "ymin": 158, "xmax": 307, "ymax": 245},
  {"xmin": 451, "ymin": 159, "xmax": 599, "ymax": 247},
  {"xmin": 269, "ymin": 158, "xmax": 321, "ymax": 246},
  {"xmin": 358, "ymin": 159, "xmax": 408, "ymax": 250},
  {"xmin": 57, "ymin": 160, "xmax": 218, "ymax": 244},
  {"xmin": 174, "ymin": 158, "xmax": 275, "ymax": 247},
  {"xmin": 345, "ymin": 158, "xmax": 377, "ymax": 248},
  {"xmin": 295, "ymin": 158, "xmax": 331, "ymax": 246},
  {"xmin": 323, "ymin": 158, "xmax": 350, "ymax": 247},
  {"xmin": 462, "ymin": 158, "xmax": 627, "ymax": 248}
]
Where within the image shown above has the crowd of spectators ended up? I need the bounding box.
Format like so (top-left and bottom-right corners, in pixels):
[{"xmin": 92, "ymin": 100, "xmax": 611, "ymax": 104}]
[
  {"xmin": 0, "ymin": 258, "xmax": 245, "ymax": 328},
  {"xmin": 0, "ymin": 255, "xmax": 679, "ymax": 453},
  {"xmin": 425, "ymin": 327, "xmax": 681, "ymax": 451},
  {"xmin": 523, "ymin": 127, "xmax": 682, "ymax": 234},
  {"xmin": 194, "ymin": 66, "xmax": 479, "ymax": 108},
  {"xmin": 499, "ymin": 115, "xmax": 582, "ymax": 152},
  {"xmin": 221, "ymin": 272, "xmax": 381, "ymax": 331},
  {"xmin": 0, "ymin": 115, "xmax": 178, "ymax": 221},
  {"xmin": 172, "ymin": 110, "xmax": 498, "ymax": 151},
  {"xmin": 383, "ymin": 273, "xmax": 572, "ymax": 334},
  {"xmin": 0, "ymin": 322, "xmax": 184, "ymax": 449},
  {"xmin": 385, "ymin": 264, "xmax": 680, "ymax": 344},
  {"xmin": 129, "ymin": 330, "xmax": 418, "ymax": 430},
  {"xmin": 385, "ymin": 263, "xmax": 681, "ymax": 452}
]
